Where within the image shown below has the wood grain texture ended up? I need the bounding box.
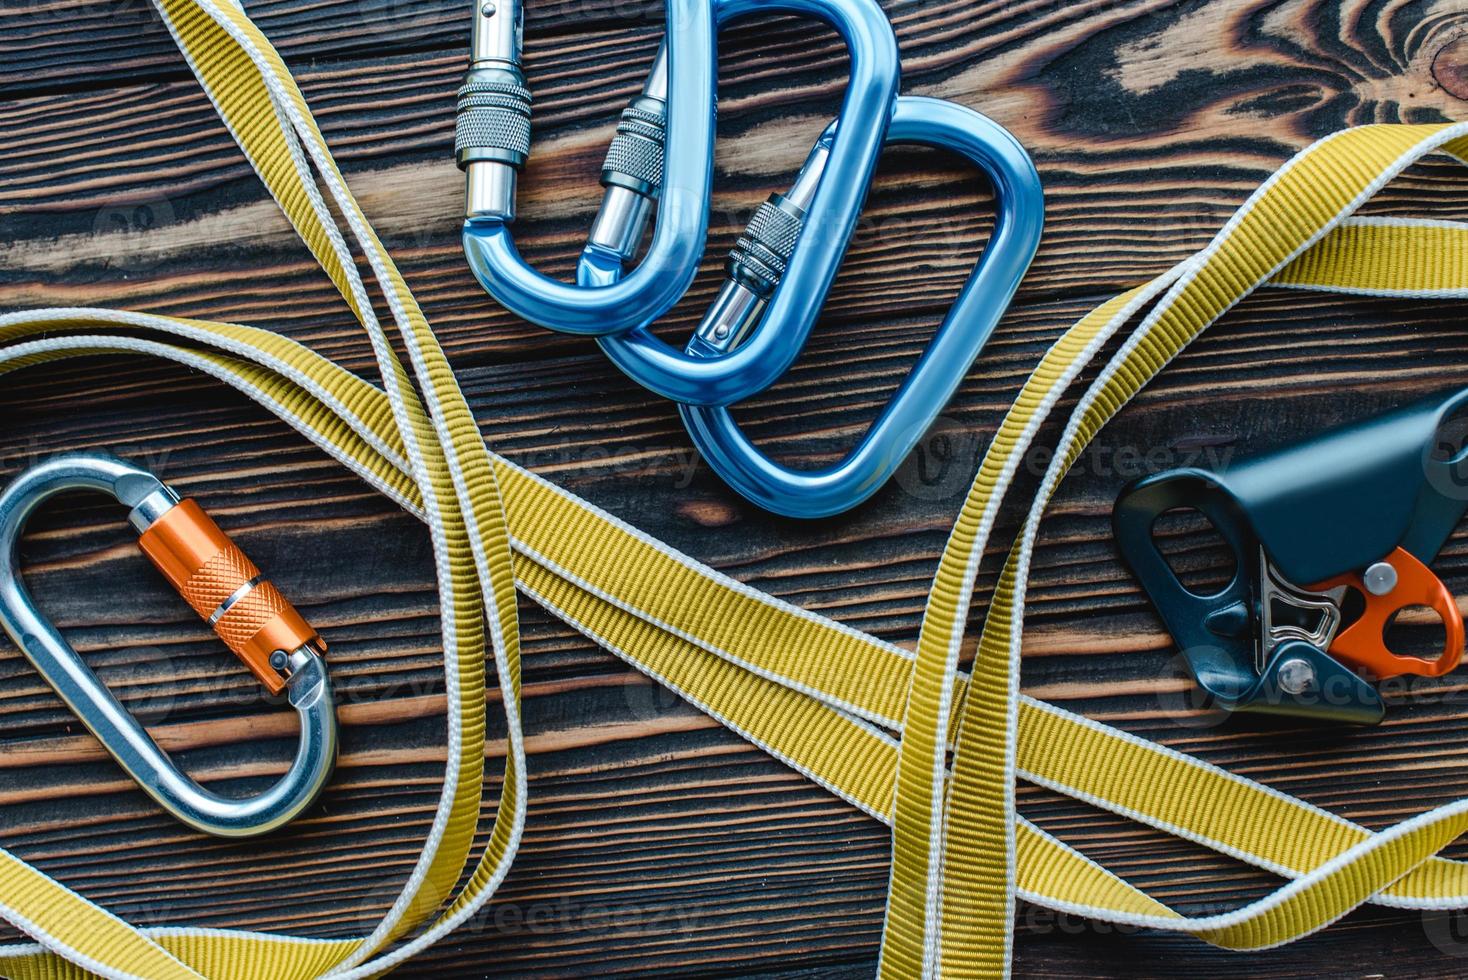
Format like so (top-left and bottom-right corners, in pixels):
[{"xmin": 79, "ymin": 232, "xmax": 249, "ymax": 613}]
[{"xmin": 5, "ymin": 0, "xmax": 1468, "ymax": 976}]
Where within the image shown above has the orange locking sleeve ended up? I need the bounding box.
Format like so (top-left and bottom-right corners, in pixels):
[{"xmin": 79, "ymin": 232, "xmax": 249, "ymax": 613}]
[{"xmin": 136, "ymin": 498, "xmax": 321, "ymax": 695}]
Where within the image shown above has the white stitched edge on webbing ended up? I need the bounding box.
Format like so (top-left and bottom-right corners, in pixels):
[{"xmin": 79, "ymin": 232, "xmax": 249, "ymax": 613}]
[
  {"xmin": 1270, "ymin": 214, "xmax": 1468, "ymax": 298},
  {"xmin": 1273, "ymin": 280, "xmax": 1468, "ymax": 299},
  {"xmin": 0, "ymin": 333, "xmax": 425, "ymax": 525},
  {"xmin": 0, "ymin": 851, "xmax": 193, "ymax": 980},
  {"xmin": 0, "ymin": 911, "xmax": 156, "ymax": 980},
  {"xmin": 156, "ymin": 3, "xmax": 471, "ymax": 965},
  {"xmin": 0, "ymin": 307, "xmax": 415, "ymax": 481},
  {"xmin": 913, "ymin": 266, "xmax": 1190, "ymax": 977},
  {"xmin": 170, "ymin": 0, "xmax": 517, "ymax": 970},
  {"xmin": 517, "ymin": 581, "xmax": 899, "ymax": 825},
  {"xmin": 1001, "ymin": 120, "xmax": 1468, "ymax": 942},
  {"xmin": 1341, "ymin": 214, "xmax": 1468, "ymax": 231},
  {"xmin": 512, "ymin": 539, "xmax": 906, "ymax": 734},
  {"xmin": 1015, "ymin": 694, "xmax": 1468, "ymax": 911},
  {"xmin": 0, "ymin": 926, "xmax": 354, "ymax": 962},
  {"xmin": 500, "ymin": 457, "xmax": 917, "ymax": 664}
]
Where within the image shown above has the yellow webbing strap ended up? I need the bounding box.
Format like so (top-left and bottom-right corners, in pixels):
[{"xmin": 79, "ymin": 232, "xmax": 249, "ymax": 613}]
[{"xmin": 1, "ymin": 2, "xmax": 1468, "ymax": 976}]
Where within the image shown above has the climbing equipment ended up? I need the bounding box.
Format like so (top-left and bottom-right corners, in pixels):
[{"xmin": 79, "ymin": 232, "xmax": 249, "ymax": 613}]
[
  {"xmin": 457, "ymin": 0, "xmax": 1042, "ymax": 515},
  {"xmin": 456, "ymin": 0, "xmax": 900, "ymax": 377},
  {"xmin": 4, "ymin": 1, "xmax": 1468, "ymax": 977},
  {"xmin": 1115, "ymin": 388, "xmax": 1468, "ymax": 725},
  {"xmin": 587, "ymin": 91, "xmax": 1039, "ymax": 413},
  {"xmin": 677, "ymin": 96, "xmax": 1043, "ymax": 517},
  {"xmin": 0, "ymin": 454, "xmax": 336, "ymax": 838}
]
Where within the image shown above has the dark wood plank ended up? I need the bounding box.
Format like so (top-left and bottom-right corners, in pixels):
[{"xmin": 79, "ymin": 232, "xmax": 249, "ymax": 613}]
[{"xmin": 6, "ymin": 0, "xmax": 1468, "ymax": 977}]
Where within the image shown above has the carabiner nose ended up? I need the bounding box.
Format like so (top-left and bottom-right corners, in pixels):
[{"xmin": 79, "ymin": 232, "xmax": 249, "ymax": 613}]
[{"xmin": 0, "ymin": 454, "xmax": 337, "ymax": 837}]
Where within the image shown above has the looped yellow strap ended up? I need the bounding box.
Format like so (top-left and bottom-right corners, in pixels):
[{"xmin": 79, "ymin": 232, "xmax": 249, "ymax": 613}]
[{"xmin": 2, "ymin": 3, "xmax": 1468, "ymax": 977}]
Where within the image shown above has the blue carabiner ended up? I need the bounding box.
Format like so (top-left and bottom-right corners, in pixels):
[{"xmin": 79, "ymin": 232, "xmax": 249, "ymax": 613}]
[
  {"xmin": 457, "ymin": 0, "xmax": 716, "ymax": 337},
  {"xmin": 678, "ymin": 97, "xmax": 1044, "ymax": 518},
  {"xmin": 457, "ymin": 0, "xmax": 902, "ymax": 406}
]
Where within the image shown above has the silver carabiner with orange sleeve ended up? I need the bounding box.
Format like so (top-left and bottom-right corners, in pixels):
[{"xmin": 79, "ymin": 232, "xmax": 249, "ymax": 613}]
[{"xmin": 0, "ymin": 454, "xmax": 336, "ymax": 837}]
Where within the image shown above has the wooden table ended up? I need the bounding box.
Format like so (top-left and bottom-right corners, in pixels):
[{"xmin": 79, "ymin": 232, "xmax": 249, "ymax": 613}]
[{"xmin": 4, "ymin": 0, "xmax": 1468, "ymax": 975}]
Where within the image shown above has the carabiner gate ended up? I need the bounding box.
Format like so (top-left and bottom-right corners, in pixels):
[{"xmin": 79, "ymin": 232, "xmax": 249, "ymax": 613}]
[
  {"xmin": 0, "ymin": 454, "xmax": 337, "ymax": 837},
  {"xmin": 457, "ymin": 0, "xmax": 714, "ymax": 338},
  {"xmin": 457, "ymin": 0, "xmax": 902, "ymax": 370}
]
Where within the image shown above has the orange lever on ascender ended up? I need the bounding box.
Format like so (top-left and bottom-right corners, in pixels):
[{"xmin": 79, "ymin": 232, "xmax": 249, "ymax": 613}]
[
  {"xmin": 137, "ymin": 498, "xmax": 323, "ymax": 695},
  {"xmin": 1312, "ymin": 547, "xmax": 1465, "ymax": 680}
]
